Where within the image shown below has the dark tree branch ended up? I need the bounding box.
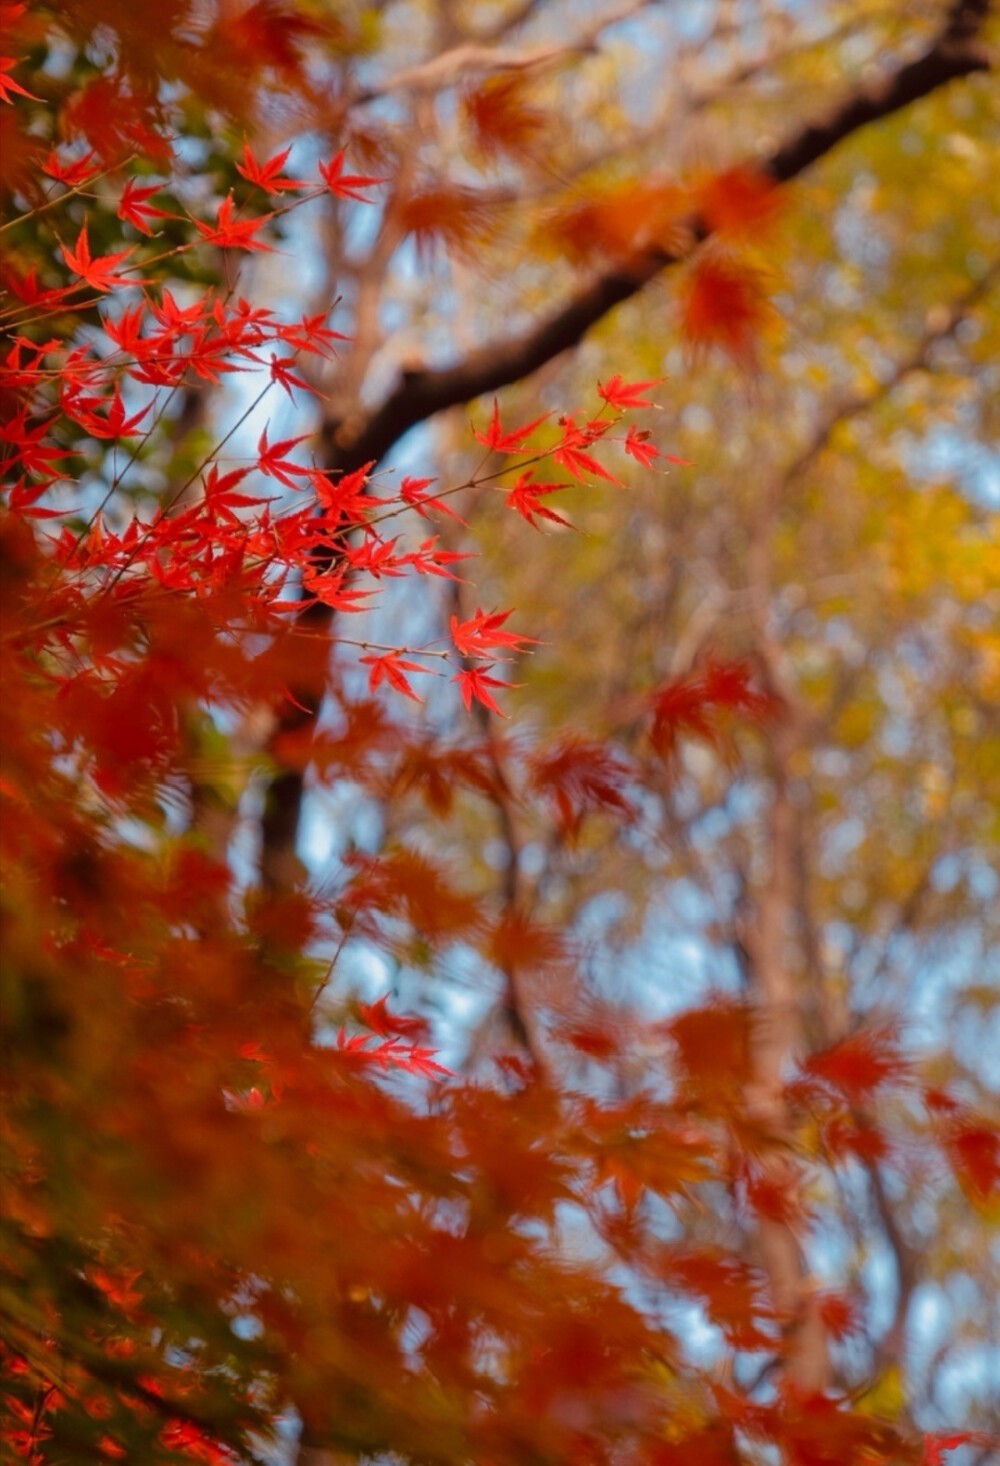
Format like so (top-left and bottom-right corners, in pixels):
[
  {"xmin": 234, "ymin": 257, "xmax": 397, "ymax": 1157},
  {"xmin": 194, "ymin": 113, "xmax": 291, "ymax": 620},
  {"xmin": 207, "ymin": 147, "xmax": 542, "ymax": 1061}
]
[
  {"xmin": 767, "ymin": 0, "xmax": 991, "ymax": 183},
  {"xmin": 324, "ymin": 0, "xmax": 992, "ymax": 475}
]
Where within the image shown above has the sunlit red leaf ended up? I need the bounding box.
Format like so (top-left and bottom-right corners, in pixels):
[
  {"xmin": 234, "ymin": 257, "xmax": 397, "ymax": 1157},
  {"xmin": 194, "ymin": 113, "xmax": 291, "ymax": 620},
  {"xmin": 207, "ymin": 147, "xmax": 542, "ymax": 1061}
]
[
  {"xmin": 449, "ymin": 606, "xmax": 538, "ymax": 660},
  {"xmin": 552, "ymin": 417, "xmax": 622, "ymax": 484},
  {"xmin": 505, "ymin": 472, "xmax": 573, "ymax": 529},
  {"xmin": 360, "ymin": 651, "xmax": 430, "ymax": 703},
  {"xmin": 475, "ymin": 401, "xmax": 551, "ymax": 455},
  {"xmin": 59, "ymin": 224, "xmax": 134, "ymax": 293},
  {"xmin": 622, "ymin": 425, "xmax": 658, "ymax": 468},
  {"xmin": 194, "ymin": 194, "xmax": 274, "ymax": 251},
  {"xmin": 597, "ymin": 375, "xmax": 661, "ymax": 411},
  {"xmin": 358, "ymin": 994, "xmax": 429, "ymax": 1040},
  {"xmin": 117, "ymin": 178, "xmax": 174, "ymax": 234},
  {"xmin": 0, "ymin": 54, "xmax": 40, "ymax": 104},
  {"xmin": 42, "ymin": 148, "xmax": 98, "ymax": 186},
  {"xmin": 318, "ymin": 148, "xmax": 384, "ymax": 203},
  {"xmin": 452, "ymin": 663, "xmax": 518, "ymax": 717},
  {"xmin": 235, "ymin": 141, "xmax": 306, "ymax": 192},
  {"xmin": 399, "ymin": 474, "xmax": 466, "ymax": 524}
]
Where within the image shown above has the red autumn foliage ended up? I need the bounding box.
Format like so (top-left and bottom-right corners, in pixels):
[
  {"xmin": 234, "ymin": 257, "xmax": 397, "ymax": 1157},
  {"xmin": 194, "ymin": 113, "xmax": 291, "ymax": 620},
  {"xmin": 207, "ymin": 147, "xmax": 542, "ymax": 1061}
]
[
  {"xmin": 546, "ymin": 178, "xmax": 690, "ymax": 266},
  {"xmin": 801, "ymin": 1024, "xmax": 908, "ymax": 1102},
  {"xmin": 679, "ymin": 247, "xmax": 775, "ymax": 367},
  {"xmin": 649, "ymin": 659, "xmax": 781, "ymax": 764},
  {"xmin": 526, "ymin": 737, "xmax": 636, "ymax": 841},
  {"xmin": 1, "ymin": 7, "xmax": 989, "ymax": 1466},
  {"xmin": 696, "ymin": 166, "xmax": 785, "ymax": 241},
  {"xmin": 461, "ymin": 74, "xmax": 548, "ymax": 163}
]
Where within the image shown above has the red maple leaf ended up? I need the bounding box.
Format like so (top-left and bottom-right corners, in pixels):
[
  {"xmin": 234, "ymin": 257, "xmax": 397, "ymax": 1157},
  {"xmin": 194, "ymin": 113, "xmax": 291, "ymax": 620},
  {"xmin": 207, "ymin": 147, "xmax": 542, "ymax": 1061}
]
[
  {"xmin": 236, "ymin": 142, "xmax": 307, "ymax": 192},
  {"xmin": 0, "ymin": 54, "xmax": 40, "ymax": 103},
  {"xmin": 505, "ymin": 472, "xmax": 573, "ymax": 529},
  {"xmin": 256, "ymin": 426, "xmax": 311, "ymax": 487},
  {"xmin": 296, "ymin": 566, "xmax": 374, "ymax": 612},
  {"xmin": 400, "ymin": 536, "xmax": 472, "ymax": 579},
  {"xmin": 61, "ymin": 72, "xmax": 172, "ymax": 165},
  {"xmin": 650, "ymin": 659, "xmax": 779, "ymax": 761},
  {"xmin": 449, "ymin": 607, "xmax": 538, "ymax": 660},
  {"xmin": 202, "ymin": 464, "xmax": 267, "ymax": 520},
  {"xmin": 358, "ymin": 995, "xmax": 429, "ymax": 1040},
  {"xmin": 597, "ymin": 374, "xmax": 662, "ymax": 411},
  {"xmin": 398, "ymin": 1045, "xmax": 454, "ymax": 1080},
  {"xmin": 552, "ymin": 417, "xmax": 622, "ymax": 484},
  {"xmin": 4, "ymin": 265, "xmax": 74, "ymax": 309},
  {"xmin": 150, "ymin": 286, "xmax": 207, "ymax": 332},
  {"xmin": 527, "ymin": 738, "xmax": 635, "ymax": 840},
  {"xmin": 318, "ymin": 149, "xmax": 384, "ymax": 203},
  {"xmin": 0, "ymin": 410, "xmax": 72, "ymax": 478},
  {"xmin": 117, "ymin": 179, "xmax": 174, "ymax": 235},
  {"xmin": 623, "ymin": 425, "xmax": 659, "ymax": 469},
  {"xmin": 474, "ymin": 399, "xmax": 550, "ymax": 454},
  {"xmin": 452, "ymin": 664, "xmax": 518, "ymax": 717},
  {"xmin": 681, "ymin": 247, "xmax": 773, "ymax": 366},
  {"xmin": 462, "ymin": 74, "xmax": 546, "ymax": 162},
  {"xmin": 59, "ymin": 224, "xmax": 134, "ymax": 292},
  {"xmin": 803, "ymin": 1026, "xmax": 906, "ymax": 1102},
  {"xmin": 276, "ymin": 310, "xmax": 348, "ymax": 357},
  {"xmin": 269, "ymin": 354, "xmax": 314, "ymax": 400},
  {"xmin": 310, "ymin": 461, "xmax": 383, "ymax": 522},
  {"xmin": 66, "ymin": 385, "xmax": 152, "ymax": 440},
  {"xmin": 194, "ymin": 194, "xmax": 274, "ymax": 251},
  {"xmin": 360, "ymin": 651, "xmax": 429, "ymax": 702},
  {"xmin": 622, "ymin": 425, "xmax": 691, "ymax": 469},
  {"xmin": 42, "ymin": 149, "xmax": 98, "ymax": 186},
  {"xmin": 399, "ymin": 475, "xmax": 466, "ymax": 524}
]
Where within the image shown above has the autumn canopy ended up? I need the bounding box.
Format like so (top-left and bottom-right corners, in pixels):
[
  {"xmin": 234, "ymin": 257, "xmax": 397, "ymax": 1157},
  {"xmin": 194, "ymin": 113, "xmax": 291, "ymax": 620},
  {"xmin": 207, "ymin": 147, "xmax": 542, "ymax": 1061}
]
[{"xmin": 1, "ymin": 3, "xmax": 998, "ymax": 1466}]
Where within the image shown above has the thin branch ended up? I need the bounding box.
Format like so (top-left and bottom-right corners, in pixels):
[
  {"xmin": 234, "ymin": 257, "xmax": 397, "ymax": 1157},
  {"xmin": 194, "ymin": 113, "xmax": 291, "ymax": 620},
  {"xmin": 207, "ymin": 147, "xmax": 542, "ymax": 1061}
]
[
  {"xmin": 864, "ymin": 1150, "xmax": 921, "ymax": 1372},
  {"xmin": 472, "ymin": 0, "xmax": 549, "ymax": 46},
  {"xmin": 349, "ymin": 0, "xmax": 656, "ymax": 105}
]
